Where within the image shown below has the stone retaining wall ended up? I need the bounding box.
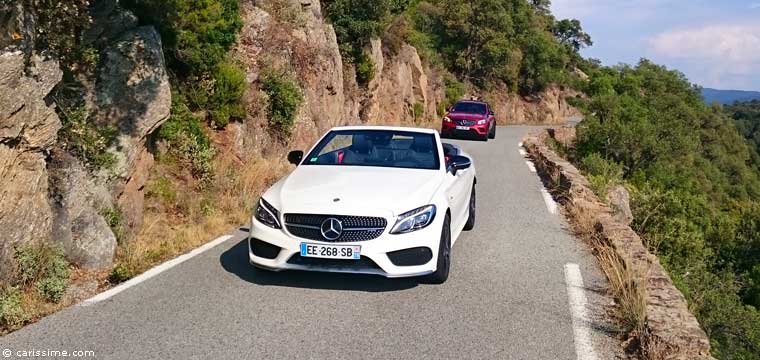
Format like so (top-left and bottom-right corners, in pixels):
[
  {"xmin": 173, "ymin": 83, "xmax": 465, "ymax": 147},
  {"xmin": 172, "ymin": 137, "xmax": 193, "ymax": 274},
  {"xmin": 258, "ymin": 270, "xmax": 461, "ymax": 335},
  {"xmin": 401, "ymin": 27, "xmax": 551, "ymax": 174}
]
[{"xmin": 523, "ymin": 129, "xmax": 713, "ymax": 360}]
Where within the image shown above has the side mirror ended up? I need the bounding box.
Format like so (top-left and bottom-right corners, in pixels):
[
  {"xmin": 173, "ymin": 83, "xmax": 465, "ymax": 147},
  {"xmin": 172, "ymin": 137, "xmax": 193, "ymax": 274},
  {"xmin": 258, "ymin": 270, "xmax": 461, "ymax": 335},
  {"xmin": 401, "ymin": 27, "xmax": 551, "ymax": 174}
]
[
  {"xmin": 288, "ymin": 150, "xmax": 303, "ymax": 165},
  {"xmin": 448, "ymin": 155, "xmax": 471, "ymax": 175}
]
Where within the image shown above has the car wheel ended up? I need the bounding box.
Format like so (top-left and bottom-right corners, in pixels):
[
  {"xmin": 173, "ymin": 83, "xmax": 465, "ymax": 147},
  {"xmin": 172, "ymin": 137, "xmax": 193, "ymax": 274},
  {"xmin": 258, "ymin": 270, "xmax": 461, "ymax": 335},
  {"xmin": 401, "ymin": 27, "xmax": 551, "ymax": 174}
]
[
  {"xmin": 464, "ymin": 185, "xmax": 476, "ymax": 231},
  {"xmin": 478, "ymin": 132, "xmax": 489, "ymax": 141},
  {"xmin": 427, "ymin": 214, "xmax": 451, "ymax": 284},
  {"xmin": 488, "ymin": 123, "xmax": 496, "ymax": 139}
]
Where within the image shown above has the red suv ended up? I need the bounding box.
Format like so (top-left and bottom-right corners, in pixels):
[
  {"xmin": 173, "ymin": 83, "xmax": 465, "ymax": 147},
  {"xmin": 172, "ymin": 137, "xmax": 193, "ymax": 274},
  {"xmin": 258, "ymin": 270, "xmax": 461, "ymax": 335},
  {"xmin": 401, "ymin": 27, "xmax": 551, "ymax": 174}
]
[{"xmin": 440, "ymin": 100, "xmax": 496, "ymax": 141}]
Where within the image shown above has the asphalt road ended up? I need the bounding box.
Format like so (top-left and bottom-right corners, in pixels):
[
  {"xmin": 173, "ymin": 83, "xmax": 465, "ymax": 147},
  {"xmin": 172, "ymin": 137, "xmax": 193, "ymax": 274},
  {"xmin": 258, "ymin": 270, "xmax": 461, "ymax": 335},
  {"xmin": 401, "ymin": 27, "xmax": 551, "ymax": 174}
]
[{"xmin": 0, "ymin": 126, "xmax": 619, "ymax": 359}]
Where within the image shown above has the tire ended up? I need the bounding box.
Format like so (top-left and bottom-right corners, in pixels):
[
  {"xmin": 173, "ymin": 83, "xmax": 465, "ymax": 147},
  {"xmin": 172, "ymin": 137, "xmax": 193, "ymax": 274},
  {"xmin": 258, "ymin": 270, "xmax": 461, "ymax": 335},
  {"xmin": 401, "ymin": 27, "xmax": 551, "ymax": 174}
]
[
  {"xmin": 478, "ymin": 133, "xmax": 489, "ymax": 142},
  {"xmin": 427, "ymin": 214, "xmax": 451, "ymax": 284},
  {"xmin": 463, "ymin": 185, "xmax": 476, "ymax": 231},
  {"xmin": 488, "ymin": 123, "xmax": 496, "ymax": 139}
]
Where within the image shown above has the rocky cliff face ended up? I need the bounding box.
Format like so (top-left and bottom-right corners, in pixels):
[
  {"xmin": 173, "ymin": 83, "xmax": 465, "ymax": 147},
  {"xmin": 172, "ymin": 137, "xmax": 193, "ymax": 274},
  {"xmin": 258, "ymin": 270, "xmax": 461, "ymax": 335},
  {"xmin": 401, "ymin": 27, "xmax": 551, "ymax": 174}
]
[
  {"xmin": 0, "ymin": 1, "xmax": 170, "ymax": 277},
  {"xmin": 0, "ymin": 52, "xmax": 62, "ymax": 281},
  {"xmin": 230, "ymin": 0, "xmax": 578, "ymax": 157},
  {"xmin": 231, "ymin": 0, "xmax": 353, "ymax": 153},
  {"xmin": 0, "ymin": 0, "xmax": 580, "ymax": 280},
  {"xmin": 485, "ymin": 85, "xmax": 582, "ymax": 125},
  {"xmin": 360, "ymin": 39, "xmax": 443, "ymax": 124}
]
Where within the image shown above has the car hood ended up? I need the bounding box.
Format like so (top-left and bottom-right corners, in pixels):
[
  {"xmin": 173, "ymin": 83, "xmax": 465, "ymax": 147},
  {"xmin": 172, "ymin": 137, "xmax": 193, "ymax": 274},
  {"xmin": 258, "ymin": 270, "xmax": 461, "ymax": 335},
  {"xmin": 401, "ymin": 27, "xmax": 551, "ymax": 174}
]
[
  {"xmin": 447, "ymin": 111, "xmax": 486, "ymax": 120},
  {"xmin": 264, "ymin": 165, "xmax": 443, "ymax": 217}
]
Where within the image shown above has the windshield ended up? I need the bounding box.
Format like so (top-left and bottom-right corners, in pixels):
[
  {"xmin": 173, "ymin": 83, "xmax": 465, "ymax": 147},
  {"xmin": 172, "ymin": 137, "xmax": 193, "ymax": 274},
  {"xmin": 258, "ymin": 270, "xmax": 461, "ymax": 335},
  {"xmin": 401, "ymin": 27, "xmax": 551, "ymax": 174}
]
[
  {"xmin": 303, "ymin": 130, "xmax": 440, "ymax": 170},
  {"xmin": 451, "ymin": 102, "xmax": 487, "ymax": 114}
]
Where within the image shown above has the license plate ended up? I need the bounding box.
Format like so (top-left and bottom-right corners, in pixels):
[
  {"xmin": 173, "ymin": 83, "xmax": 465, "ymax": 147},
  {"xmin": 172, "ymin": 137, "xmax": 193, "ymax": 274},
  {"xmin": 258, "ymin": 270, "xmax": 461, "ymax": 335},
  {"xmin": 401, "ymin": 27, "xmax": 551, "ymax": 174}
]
[
  {"xmin": 456, "ymin": 125, "xmax": 470, "ymax": 130},
  {"xmin": 300, "ymin": 243, "xmax": 361, "ymax": 260}
]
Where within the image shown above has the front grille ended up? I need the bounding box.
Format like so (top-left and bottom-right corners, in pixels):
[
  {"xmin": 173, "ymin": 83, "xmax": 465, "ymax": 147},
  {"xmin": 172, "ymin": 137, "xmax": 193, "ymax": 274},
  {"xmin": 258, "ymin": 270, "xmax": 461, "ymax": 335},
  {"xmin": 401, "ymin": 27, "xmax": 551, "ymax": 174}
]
[
  {"xmin": 455, "ymin": 119, "xmax": 476, "ymax": 126},
  {"xmin": 287, "ymin": 254, "xmax": 381, "ymax": 271},
  {"xmin": 284, "ymin": 214, "xmax": 387, "ymax": 242}
]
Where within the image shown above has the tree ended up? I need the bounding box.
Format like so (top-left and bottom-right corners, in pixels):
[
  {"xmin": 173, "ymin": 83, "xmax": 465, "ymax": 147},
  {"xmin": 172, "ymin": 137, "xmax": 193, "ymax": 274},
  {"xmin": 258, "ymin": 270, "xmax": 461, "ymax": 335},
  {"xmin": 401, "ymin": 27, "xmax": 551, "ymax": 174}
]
[
  {"xmin": 553, "ymin": 19, "xmax": 592, "ymax": 52},
  {"xmin": 529, "ymin": 0, "xmax": 552, "ymax": 16}
]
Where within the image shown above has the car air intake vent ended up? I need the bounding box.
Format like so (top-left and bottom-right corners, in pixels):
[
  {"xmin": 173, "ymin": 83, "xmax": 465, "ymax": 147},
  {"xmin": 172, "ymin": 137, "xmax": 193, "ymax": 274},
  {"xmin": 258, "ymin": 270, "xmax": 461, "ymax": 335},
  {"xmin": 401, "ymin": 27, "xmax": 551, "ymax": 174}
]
[
  {"xmin": 284, "ymin": 214, "xmax": 387, "ymax": 242},
  {"xmin": 456, "ymin": 119, "xmax": 476, "ymax": 126}
]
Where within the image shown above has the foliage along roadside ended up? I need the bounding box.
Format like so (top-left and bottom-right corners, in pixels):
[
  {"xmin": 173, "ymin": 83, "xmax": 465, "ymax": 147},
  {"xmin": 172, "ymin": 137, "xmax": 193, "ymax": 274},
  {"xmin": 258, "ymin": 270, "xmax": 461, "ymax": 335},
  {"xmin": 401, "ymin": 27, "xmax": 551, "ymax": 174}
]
[{"xmin": 570, "ymin": 60, "xmax": 760, "ymax": 359}]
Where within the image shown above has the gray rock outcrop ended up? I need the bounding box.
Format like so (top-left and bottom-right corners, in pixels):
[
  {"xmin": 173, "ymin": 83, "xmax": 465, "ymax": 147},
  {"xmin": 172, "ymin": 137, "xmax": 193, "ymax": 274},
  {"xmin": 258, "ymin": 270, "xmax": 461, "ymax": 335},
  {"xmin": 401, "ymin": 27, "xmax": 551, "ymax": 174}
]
[
  {"xmin": 0, "ymin": 1, "xmax": 170, "ymax": 276},
  {"xmin": 606, "ymin": 185, "xmax": 633, "ymax": 225},
  {"xmin": 485, "ymin": 84, "xmax": 582, "ymax": 125},
  {"xmin": 96, "ymin": 25, "xmax": 170, "ymax": 184},
  {"xmin": 0, "ymin": 52, "xmax": 62, "ymax": 281},
  {"xmin": 95, "ymin": 25, "xmax": 170, "ymax": 233},
  {"xmin": 361, "ymin": 39, "xmax": 441, "ymax": 124},
  {"xmin": 233, "ymin": 0, "xmax": 351, "ymax": 152},
  {"xmin": 49, "ymin": 150, "xmax": 116, "ymax": 270}
]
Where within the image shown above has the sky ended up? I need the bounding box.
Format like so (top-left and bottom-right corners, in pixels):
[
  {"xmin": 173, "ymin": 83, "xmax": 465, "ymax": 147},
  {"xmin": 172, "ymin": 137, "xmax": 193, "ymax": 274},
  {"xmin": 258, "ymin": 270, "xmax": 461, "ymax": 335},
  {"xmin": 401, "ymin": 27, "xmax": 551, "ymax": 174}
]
[{"xmin": 551, "ymin": 0, "xmax": 760, "ymax": 91}]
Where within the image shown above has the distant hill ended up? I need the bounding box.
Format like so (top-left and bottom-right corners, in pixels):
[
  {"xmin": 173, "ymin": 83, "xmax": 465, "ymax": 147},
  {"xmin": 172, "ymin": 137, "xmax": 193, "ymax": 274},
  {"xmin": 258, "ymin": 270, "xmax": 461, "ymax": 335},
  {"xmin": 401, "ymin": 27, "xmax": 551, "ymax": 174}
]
[{"xmin": 702, "ymin": 88, "xmax": 760, "ymax": 104}]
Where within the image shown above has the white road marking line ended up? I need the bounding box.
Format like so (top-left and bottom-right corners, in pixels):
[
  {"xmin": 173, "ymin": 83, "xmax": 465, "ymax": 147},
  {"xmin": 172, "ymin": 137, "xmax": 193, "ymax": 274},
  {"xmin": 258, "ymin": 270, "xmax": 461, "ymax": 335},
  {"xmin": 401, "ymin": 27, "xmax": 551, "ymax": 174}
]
[
  {"xmin": 518, "ymin": 148, "xmax": 527, "ymax": 156},
  {"xmin": 564, "ymin": 263, "xmax": 599, "ymax": 360},
  {"xmin": 80, "ymin": 234, "xmax": 235, "ymax": 306},
  {"xmin": 525, "ymin": 161, "xmax": 536, "ymax": 173},
  {"xmin": 540, "ymin": 187, "xmax": 558, "ymax": 214}
]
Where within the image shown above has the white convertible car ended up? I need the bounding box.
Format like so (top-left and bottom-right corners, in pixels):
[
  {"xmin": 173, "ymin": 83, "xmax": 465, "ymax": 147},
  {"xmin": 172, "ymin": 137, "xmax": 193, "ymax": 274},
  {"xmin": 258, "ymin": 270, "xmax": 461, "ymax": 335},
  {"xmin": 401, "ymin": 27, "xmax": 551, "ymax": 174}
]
[{"xmin": 249, "ymin": 126, "xmax": 476, "ymax": 283}]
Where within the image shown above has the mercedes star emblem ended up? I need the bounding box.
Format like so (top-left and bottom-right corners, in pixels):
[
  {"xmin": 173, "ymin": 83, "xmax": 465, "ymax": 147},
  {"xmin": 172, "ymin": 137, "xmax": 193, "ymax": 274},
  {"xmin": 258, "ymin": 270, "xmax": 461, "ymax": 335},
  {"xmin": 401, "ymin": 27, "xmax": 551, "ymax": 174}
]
[{"xmin": 320, "ymin": 218, "xmax": 343, "ymax": 240}]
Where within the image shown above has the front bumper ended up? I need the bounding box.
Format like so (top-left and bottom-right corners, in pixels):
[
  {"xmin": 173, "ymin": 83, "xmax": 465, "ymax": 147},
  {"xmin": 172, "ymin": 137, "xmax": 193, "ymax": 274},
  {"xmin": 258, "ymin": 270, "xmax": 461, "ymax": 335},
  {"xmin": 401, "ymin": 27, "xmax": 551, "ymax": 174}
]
[
  {"xmin": 248, "ymin": 217, "xmax": 440, "ymax": 278},
  {"xmin": 441, "ymin": 121, "xmax": 489, "ymax": 138}
]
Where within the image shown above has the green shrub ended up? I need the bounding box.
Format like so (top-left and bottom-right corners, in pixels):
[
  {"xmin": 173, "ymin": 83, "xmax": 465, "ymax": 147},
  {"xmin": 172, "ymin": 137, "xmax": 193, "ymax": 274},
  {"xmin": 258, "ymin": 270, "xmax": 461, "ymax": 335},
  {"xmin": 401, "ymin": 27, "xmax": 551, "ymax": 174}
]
[
  {"xmin": 413, "ymin": 102, "xmax": 425, "ymax": 121},
  {"xmin": 57, "ymin": 106, "xmax": 117, "ymax": 171},
  {"xmin": 108, "ymin": 264, "xmax": 134, "ymax": 284},
  {"xmin": 158, "ymin": 95, "xmax": 216, "ymax": 183},
  {"xmin": 260, "ymin": 70, "xmax": 304, "ymax": 136},
  {"xmin": 100, "ymin": 207, "xmax": 125, "ymax": 243},
  {"xmin": 0, "ymin": 286, "xmax": 27, "ymax": 328},
  {"xmin": 124, "ymin": 0, "xmax": 242, "ymax": 76},
  {"xmin": 324, "ymin": 0, "xmax": 392, "ymax": 61},
  {"xmin": 260, "ymin": 0, "xmax": 306, "ymax": 25},
  {"xmin": 27, "ymin": 0, "xmax": 92, "ymax": 68},
  {"xmin": 13, "ymin": 244, "xmax": 70, "ymax": 304},
  {"xmin": 578, "ymin": 153, "xmax": 623, "ymax": 198},
  {"xmin": 444, "ymin": 76, "xmax": 466, "ymax": 107},
  {"xmin": 208, "ymin": 62, "xmax": 247, "ymax": 128},
  {"xmin": 36, "ymin": 277, "xmax": 67, "ymax": 303},
  {"xmin": 355, "ymin": 54, "xmax": 376, "ymax": 86},
  {"xmin": 324, "ymin": 0, "xmax": 393, "ymax": 84},
  {"xmin": 200, "ymin": 198, "xmax": 215, "ymax": 216},
  {"xmin": 148, "ymin": 177, "xmax": 178, "ymax": 205}
]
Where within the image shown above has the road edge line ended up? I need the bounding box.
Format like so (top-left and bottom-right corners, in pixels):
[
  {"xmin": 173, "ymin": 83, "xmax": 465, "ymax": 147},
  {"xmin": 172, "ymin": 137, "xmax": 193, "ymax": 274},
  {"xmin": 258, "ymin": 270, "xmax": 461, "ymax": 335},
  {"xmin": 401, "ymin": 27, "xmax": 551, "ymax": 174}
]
[
  {"xmin": 525, "ymin": 160, "xmax": 536, "ymax": 173},
  {"xmin": 540, "ymin": 187, "xmax": 558, "ymax": 214},
  {"xmin": 80, "ymin": 234, "xmax": 235, "ymax": 306},
  {"xmin": 564, "ymin": 263, "xmax": 599, "ymax": 360}
]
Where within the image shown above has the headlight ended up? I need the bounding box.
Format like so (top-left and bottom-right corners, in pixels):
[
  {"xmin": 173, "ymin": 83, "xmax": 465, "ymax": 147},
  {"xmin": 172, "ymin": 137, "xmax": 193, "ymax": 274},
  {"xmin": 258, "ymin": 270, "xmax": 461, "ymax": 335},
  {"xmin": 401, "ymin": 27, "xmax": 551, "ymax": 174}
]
[
  {"xmin": 254, "ymin": 198, "xmax": 281, "ymax": 229},
  {"xmin": 477, "ymin": 119, "xmax": 487, "ymax": 125},
  {"xmin": 443, "ymin": 116, "xmax": 452, "ymax": 123},
  {"xmin": 390, "ymin": 205, "xmax": 437, "ymax": 234}
]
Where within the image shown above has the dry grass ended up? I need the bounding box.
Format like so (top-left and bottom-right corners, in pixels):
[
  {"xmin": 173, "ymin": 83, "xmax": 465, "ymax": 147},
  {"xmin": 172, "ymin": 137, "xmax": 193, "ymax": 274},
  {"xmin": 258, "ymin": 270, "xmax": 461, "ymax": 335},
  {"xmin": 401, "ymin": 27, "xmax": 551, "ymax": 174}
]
[
  {"xmin": 565, "ymin": 201, "xmax": 648, "ymax": 335},
  {"xmin": 116, "ymin": 150, "xmax": 291, "ymax": 276}
]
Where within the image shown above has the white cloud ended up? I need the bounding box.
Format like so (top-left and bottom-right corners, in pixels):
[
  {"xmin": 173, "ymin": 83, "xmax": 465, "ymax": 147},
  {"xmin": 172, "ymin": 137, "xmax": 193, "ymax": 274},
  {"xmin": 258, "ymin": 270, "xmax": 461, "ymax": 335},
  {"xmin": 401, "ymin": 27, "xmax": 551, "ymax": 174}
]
[
  {"xmin": 651, "ymin": 24, "xmax": 760, "ymax": 63},
  {"xmin": 649, "ymin": 23, "xmax": 760, "ymax": 87},
  {"xmin": 750, "ymin": 3, "xmax": 760, "ymax": 9}
]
